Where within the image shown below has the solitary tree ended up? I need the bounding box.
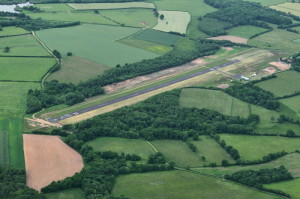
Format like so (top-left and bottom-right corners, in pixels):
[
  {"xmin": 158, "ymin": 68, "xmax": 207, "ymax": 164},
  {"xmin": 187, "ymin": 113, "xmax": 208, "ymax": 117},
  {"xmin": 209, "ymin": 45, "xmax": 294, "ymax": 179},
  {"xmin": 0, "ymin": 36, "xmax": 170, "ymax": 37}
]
[
  {"xmin": 3, "ymin": 46, "xmax": 9, "ymax": 53},
  {"xmin": 160, "ymin": 14, "xmax": 164, "ymax": 20},
  {"xmin": 67, "ymin": 52, "xmax": 73, "ymax": 56}
]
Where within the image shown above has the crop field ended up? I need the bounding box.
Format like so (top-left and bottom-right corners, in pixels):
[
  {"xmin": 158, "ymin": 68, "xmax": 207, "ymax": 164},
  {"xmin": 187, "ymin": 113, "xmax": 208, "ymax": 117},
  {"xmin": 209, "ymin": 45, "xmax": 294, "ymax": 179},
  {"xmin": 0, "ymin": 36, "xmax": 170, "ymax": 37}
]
[
  {"xmin": 68, "ymin": 2, "xmax": 155, "ymax": 10},
  {"xmin": 248, "ymin": 29, "xmax": 300, "ymax": 53},
  {"xmin": 47, "ymin": 56, "xmax": 109, "ymax": 83},
  {"xmin": 36, "ymin": 24, "xmax": 157, "ymax": 67},
  {"xmin": 87, "ymin": 137, "xmax": 154, "ymax": 161},
  {"xmin": 26, "ymin": 11, "xmax": 117, "ymax": 25},
  {"xmin": 118, "ymin": 37, "xmax": 173, "ymax": 55},
  {"xmin": 194, "ymin": 153, "xmax": 300, "ymax": 178},
  {"xmin": 133, "ymin": 29, "xmax": 182, "ymax": 46},
  {"xmin": 113, "ymin": 170, "xmax": 283, "ymax": 199},
  {"xmin": 264, "ymin": 178, "xmax": 300, "ymax": 199},
  {"xmin": 270, "ymin": 3, "xmax": 300, "ymax": 16},
  {"xmin": 227, "ymin": 25, "xmax": 267, "ymax": 38},
  {"xmin": 45, "ymin": 188, "xmax": 85, "ymax": 199},
  {"xmin": 255, "ymin": 70, "xmax": 300, "ymax": 97},
  {"xmin": 0, "ymin": 57, "xmax": 56, "ymax": 81},
  {"xmin": 0, "ymin": 27, "xmax": 29, "ymax": 37},
  {"xmin": 0, "ymin": 35, "xmax": 50, "ymax": 56},
  {"xmin": 280, "ymin": 95, "xmax": 300, "ymax": 118},
  {"xmin": 153, "ymin": 11, "xmax": 191, "ymax": 34},
  {"xmin": 220, "ymin": 134, "xmax": 300, "ymax": 161},
  {"xmin": 245, "ymin": 0, "xmax": 289, "ymax": 6},
  {"xmin": 180, "ymin": 88, "xmax": 250, "ymax": 118},
  {"xmin": 0, "ymin": 120, "xmax": 8, "ymax": 167},
  {"xmin": 100, "ymin": 9, "xmax": 157, "ymax": 28}
]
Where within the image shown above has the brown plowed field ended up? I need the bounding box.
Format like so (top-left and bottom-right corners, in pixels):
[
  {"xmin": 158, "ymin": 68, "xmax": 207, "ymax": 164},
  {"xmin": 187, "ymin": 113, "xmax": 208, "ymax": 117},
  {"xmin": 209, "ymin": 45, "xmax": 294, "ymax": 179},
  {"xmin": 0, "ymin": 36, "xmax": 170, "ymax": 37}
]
[
  {"xmin": 23, "ymin": 134, "xmax": 83, "ymax": 191},
  {"xmin": 208, "ymin": 35, "xmax": 248, "ymax": 44}
]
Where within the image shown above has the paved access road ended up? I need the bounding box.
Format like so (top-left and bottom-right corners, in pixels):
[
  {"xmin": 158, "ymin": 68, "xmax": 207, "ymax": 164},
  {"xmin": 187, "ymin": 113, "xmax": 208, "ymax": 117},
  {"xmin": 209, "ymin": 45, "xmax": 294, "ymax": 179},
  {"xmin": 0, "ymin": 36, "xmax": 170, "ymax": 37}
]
[{"xmin": 48, "ymin": 60, "xmax": 240, "ymax": 123}]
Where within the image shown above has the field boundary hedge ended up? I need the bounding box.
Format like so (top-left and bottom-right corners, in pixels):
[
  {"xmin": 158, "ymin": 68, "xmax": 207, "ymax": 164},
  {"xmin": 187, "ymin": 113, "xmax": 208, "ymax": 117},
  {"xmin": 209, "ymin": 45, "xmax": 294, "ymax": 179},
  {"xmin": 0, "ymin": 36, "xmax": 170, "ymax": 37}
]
[{"xmin": 0, "ymin": 33, "xmax": 31, "ymax": 38}]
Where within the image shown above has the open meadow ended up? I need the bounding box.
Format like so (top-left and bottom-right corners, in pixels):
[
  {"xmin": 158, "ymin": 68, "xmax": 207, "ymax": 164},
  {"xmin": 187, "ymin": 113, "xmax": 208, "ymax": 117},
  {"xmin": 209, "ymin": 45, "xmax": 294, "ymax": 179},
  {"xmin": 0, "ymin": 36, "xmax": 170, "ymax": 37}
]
[
  {"xmin": 194, "ymin": 153, "xmax": 300, "ymax": 178},
  {"xmin": 47, "ymin": 56, "xmax": 109, "ymax": 83},
  {"xmin": 153, "ymin": 11, "xmax": 191, "ymax": 34},
  {"xmin": 280, "ymin": 95, "xmax": 300, "ymax": 118},
  {"xmin": 68, "ymin": 2, "xmax": 155, "ymax": 10},
  {"xmin": 0, "ymin": 35, "xmax": 50, "ymax": 56},
  {"xmin": 0, "ymin": 57, "xmax": 56, "ymax": 81},
  {"xmin": 228, "ymin": 25, "xmax": 267, "ymax": 38},
  {"xmin": 87, "ymin": 137, "xmax": 154, "ymax": 161},
  {"xmin": 0, "ymin": 27, "xmax": 29, "ymax": 37},
  {"xmin": 264, "ymin": 178, "xmax": 300, "ymax": 199},
  {"xmin": 45, "ymin": 188, "xmax": 85, "ymax": 199},
  {"xmin": 255, "ymin": 70, "xmax": 300, "ymax": 97},
  {"xmin": 112, "ymin": 170, "xmax": 283, "ymax": 199},
  {"xmin": 270, "ymin": 3, "xmax": 300, "ymax": 16},
  {"xmin": 220, "ymin": 134, "xmax": 300, "ymax": 161},
  {"xmin": 36, "ymin": 24, "xmax": 158, "ymax": 67}
]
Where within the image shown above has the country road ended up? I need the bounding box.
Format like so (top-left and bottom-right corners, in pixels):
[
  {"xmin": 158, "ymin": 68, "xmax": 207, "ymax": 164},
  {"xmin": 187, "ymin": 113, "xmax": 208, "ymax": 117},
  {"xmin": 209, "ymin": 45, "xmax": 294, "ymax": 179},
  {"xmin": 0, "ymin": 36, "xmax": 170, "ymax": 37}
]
[{"xmin": 48, "ymin": 59, "xmax": 240, "ymax": 123}]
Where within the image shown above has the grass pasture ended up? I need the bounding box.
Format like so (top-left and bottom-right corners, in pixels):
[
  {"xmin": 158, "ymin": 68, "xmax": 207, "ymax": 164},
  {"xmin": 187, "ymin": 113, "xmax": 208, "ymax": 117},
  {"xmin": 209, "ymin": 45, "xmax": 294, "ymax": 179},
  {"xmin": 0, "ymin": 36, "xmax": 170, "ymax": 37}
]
[
  {"xmin": 45, "ymin": 188, "xmax": 85, "ymax": 199},
  {"xmin": 34, "ymin": 3, "xmax": 74, "ymax": 12},
  {"xmin": 255, "ymin": 70, "xmax": 300, "ymax": 97},
  {"xmin": 0, "ymin": 122, "xmax": 8, "ymax": 167},
  {"xmin": 154, "ymin": 11, "xmax": 191, "ymax": 34},
  {"xmin": 113, "ymin": 170, "xmax": 283, "ymax": 199},
  {"xmin": 0, "ymin": 26, "xmax": 29, "ymax": 37},
  {"xmin": 36, "ymin": 24, "xmax": 157, "ymax": 67},
  {"xmin": 245, "ymin": 0, "xmax": 289, "ymax": 6},
  {"xmin": 118, "ymin": 37, "xmax": 173, "ymax": 55},
  {"xmin": 47, "ymin": 56, "xmax": 109, "ymax": 83},
  {"xmin": 0, "ymin": 35, "xmax": 50, "ymax": 56},
  {"xmin": 264, "ymin": 178, "xmax": 300, "ymax": 199},
  {"xmin": 220, "ymin": 134, "xmax": 300, "ymax": 161},
  {"xmin": 270, "ymin": 3, "xmax": 300, "ymax": 16},
  {"xmin": 100, "ymin": 9, "xmax": 157, "ymax": 28},
  {"xmin": 180, "ymin": 88, "xmax": 250, "ymax": 118},
  {"xmin": 280, "ymin": 95, "xmax": 300, "ymax": 118},
  {"xmin": 194, "ymin": 153, "xmax": 300, "ymax": 178},
  {"xmin": 133, "ymin": 29, "xmax": 182, "ymax": 46},
  {"xmin": 68, "ymin": 2, "xmax": 155, "ymax": 10},
  {"xmin": 87, "ymin": 137, "xmax": 154, "ymax": 160},
  {"xmin": 0, "ymin": 57, "xmax": 56, "ymax": 81},
  {"xmin": 228, "ymin": 25, "xmax": 267, "ymax": 39}
]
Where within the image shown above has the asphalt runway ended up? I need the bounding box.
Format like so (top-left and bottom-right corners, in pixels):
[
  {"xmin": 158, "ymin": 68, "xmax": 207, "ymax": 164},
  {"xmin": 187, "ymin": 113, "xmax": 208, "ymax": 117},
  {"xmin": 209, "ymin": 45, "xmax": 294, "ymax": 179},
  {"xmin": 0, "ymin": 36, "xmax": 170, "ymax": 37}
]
[{"xmin": 48, "ymin": 59, "xmax": 240, "ymax": 123}]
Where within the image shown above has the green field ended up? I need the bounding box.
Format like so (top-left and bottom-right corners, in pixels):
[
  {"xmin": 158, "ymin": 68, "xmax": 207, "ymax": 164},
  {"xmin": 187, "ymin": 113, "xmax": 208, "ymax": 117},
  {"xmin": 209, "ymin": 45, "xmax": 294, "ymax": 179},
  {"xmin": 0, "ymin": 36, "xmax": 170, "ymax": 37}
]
[
  {"xmin": 47, "ymin": 56, "xmax": 109, "ymax": 83},
  {"xmin": 180, "ymin": 88, "xmax": 250, "ymax": 118},
  {"xmin": 87, "ymin": 137, "xmax": 154, "ymax": 161},
  {"xmin": 118, "ymin": 37, "xmax": 173, "ymax": 55},
  {"xmin": 264, "ymin": 178, "xmax": 300, "ymax": 199},
  {"xmin": 150, "ymin": 138, "xmax": 232, "ymax": 167},
  {"xmin": 228, "ymin": 25, "xmax": 267, "ymax": 38},
  {"xmin": 280, "ymin": 95, "xmax": 300, "ymax": 118},
  {"xmin": 25, "ymin": 11, "xmax": 117, "ymax": 25},
  {"xmin": 0, "ymin": 57, "xmax": 56, "ymax": 81},
  {"xmin": 35, "ymin": 3, "xmax": 74, "ymax": 12},
  {"xmin": 100, "ymin": 9, "xmax": 157, "ymax": 28},
  {"xmin": 45, "ymin": 188, "xmax": 85, "ymax": 199},
  {"xmin": 0, "ymin": 27, "xmax": 29, "ymax": 37},
  {"xmin": 255, "ymin": 70, "xmax": 300, "ymax": 97},
  {"xmin": 0, "ymin": 35, "xmax": 50, "ymax": 56},
  {"xmin": 248, "ymin": 28, "xmax": 300, "ymax": 53},
  {"xmin": 133, "ymin": 29, "xmax": 182, "ymax": 46},
  {"xmin": 0, "ymin": 122, "xmax": 8, "ymax": 167},
  {"xmin": 271, "ymin": 3, "xmax": 300, "ymax": 16},
  {"xmin": 194, "ymin": 153, "xmax": 300, "ymax": 178},
  {"xmin": 36, "ymin": 24, "xmax": 157, "ymax": 67},
  {"xmin": 153, "ymin": 11, "xmax": 191, "ymax": 34},
  {"xmin": 113, "ymin": 170, "xmax": 283, "ymax": 199},
  {"xmin": 68, "ymin": 2, "xmax": 155, "ymax": 10},
  {"xmin": 220, "ymin": 134, "xmax": 300, "ymax": 161},
  {"xmin": 245, "ymin": 0, "xmax": 289, "ymax": 6}
]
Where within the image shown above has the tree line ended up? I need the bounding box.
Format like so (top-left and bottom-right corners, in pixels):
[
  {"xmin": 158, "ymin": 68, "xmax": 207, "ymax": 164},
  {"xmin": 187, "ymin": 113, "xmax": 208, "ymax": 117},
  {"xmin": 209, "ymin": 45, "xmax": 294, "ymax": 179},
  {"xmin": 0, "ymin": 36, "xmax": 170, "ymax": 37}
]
[
  {"xmin": 27, "ymin": 39, "xmax": 247, "ymax": 113},
  {"xmin": 199, "ymin": 0, "xmax": 296, "ymax": 36}
]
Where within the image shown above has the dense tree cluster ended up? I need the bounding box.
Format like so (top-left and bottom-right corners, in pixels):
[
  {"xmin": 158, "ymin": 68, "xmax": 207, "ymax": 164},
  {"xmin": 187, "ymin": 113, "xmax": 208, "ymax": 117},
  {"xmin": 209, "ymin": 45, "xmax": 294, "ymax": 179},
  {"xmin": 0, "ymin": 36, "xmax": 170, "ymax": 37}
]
[
  {"xmin": 0, "ymin": 12, "xmax": 80, "ymax": 31},
  {"xmin": 225, "ymin": 82, "xmax": 280, "ymax": 110},
  {"xmin": 0, "ymin": 167, "xmax": 43, "ymax": 199},
  {"xmin": 292, "ymin": 52, "xmax": 300, "ymax": 72},
  {"xmin": 225, "ymin": 166, "xmax": 292, "ymax": 188},
  {"xmin": 27, "ymin": 39, "xmax": 246, "ymax": 113},
  {"xmin": 199, "ymin": 0, "xmax": 295, "ymax": 36}
]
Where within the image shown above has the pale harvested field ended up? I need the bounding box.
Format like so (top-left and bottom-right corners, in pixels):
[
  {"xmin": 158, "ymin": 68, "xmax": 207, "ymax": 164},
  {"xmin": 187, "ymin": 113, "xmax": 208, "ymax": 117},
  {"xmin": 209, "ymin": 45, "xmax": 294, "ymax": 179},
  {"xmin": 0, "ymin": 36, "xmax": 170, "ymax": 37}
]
[
  {"xmin": 270, "ymin": 3, "xmax": 300, "ymax": 16},
  {"xmin": 68, "ymin": 2, "xmax": 155, "ymax": 10},
  {"xmin": 208, "ymin": 35, "xmax": 248, "ymax": 44},
  {"xmin": 263, "ymin": 67, "xmax": 277, "ymax": 74},
  {"xmin": 60, "ymin": 71, "xmax": 219, "ymax": 124},
  {"xmin": 23, "ymin": 134, "xmax": 83, "ymax": 191},
  {"xmin": 153, "ymin": 11, "xmax": 191, "ymax": 34},
  {"xmin": 269, "ymin": 61, "xmax": 291, "ymax": 70}
]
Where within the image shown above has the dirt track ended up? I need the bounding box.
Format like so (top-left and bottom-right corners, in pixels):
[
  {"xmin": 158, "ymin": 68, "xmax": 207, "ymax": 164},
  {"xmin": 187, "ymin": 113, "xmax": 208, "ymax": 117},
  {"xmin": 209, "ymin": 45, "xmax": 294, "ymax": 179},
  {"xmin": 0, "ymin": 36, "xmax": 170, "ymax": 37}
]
[{"xmin": 23, "ymin": 134, "xmax": 83, "ymax": 191}]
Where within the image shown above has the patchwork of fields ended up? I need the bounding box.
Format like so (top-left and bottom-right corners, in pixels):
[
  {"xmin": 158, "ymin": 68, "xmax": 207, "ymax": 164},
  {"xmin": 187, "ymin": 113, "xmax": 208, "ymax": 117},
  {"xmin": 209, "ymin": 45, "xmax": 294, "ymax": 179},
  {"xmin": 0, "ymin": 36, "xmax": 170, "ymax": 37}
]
[{"xmin": 36, "ymin": 24, "xmax": 158, "ymax": 67}]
